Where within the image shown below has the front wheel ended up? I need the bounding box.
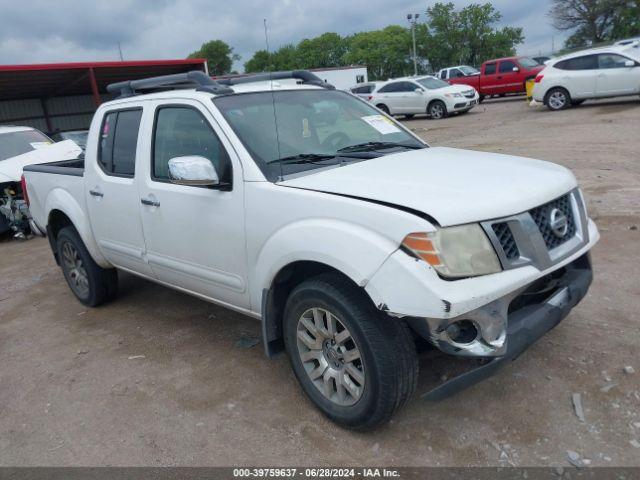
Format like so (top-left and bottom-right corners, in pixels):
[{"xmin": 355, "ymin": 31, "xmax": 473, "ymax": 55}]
[
  {"xmin": 57, "ymin": 226, "xmax": 118, "ymax": 307},
  {"xmin": 428, "ymin": 100, "xmax": 448, "ymax": 120},
  {"xmin": 546, "ymin": 87, "xmax": 571, "ymax": 111},
  {"xmin": 283, "ymin": 273, "xmax": 418, "ymax": 430}
]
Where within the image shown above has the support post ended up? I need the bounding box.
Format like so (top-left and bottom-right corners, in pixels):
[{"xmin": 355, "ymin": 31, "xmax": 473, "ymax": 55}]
[
  {"xmin": 88, "ymin": 68, "xmax": 101, "ymax": 107},
  {"xmin": 40, "ymin": 98, "xmax": 53, "ymax": 133}
]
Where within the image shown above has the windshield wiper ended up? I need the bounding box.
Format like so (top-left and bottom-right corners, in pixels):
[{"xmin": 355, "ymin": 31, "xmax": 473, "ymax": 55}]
[
  {"xmin": 337, "ymin": 141, "xmax": 424, "ymax": 153},
  {"xmin": 268, "ymin": 153, "xmax": 337, "ymax": 165}
]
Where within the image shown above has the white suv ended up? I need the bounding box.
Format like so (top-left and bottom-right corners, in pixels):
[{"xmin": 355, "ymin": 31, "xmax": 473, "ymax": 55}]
[
  {"xmin": 370, "ymin": 76, "xmax": 479, "ymax": 119},
  {"xmin": 533, "ymin": 44, "xmax": 640, "ymax": 110}
]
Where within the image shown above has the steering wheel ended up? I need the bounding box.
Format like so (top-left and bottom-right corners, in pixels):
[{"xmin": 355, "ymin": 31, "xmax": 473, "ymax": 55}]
[{"xmin": 321, "ymin": 132, "xmax": 350, "ymax": 151}]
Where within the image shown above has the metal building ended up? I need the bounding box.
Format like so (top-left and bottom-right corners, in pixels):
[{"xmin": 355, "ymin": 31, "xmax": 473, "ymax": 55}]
[{"xmin": 0, "ymin": 59, "xmax": 207, "ymax": 134}]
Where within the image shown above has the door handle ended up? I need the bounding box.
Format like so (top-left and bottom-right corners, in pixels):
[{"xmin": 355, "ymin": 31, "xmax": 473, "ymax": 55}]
[
  {"xmin": 89, "ymin": 189, "xmax": 104, "ymax": 197},
  {"xmin": 141, "ymin": 197, "xmax": 160, "ymax": 207}
]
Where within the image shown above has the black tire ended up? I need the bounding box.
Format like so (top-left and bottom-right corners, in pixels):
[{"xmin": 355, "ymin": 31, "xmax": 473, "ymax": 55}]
[
  {"xmin": 376, "ymin": 104, "xmax": 390, "ymax": 115},
  {"xmin": 545, "ymin": 87, "xmax": 571, "ymax": 111},
  {"xmin": 57, "ymin": 226, "xmax": 118, "ymax": 307},
  {"xmin": 478, "ymin": 94, "xmax": 485, "ymax": 103},
  {"xmin": 428, "ymin": 100, "xmax": 448, "ymax": 120},
  {"xmin": 404, "ymin": 114, "xmax": 415, "ymax": 119},
  {"xmin": 283, "ymin": 273, "xmax": 418, "ymax": 430}
]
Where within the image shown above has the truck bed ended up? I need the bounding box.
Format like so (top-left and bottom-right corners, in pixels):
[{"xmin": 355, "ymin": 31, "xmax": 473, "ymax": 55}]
[{"xmin": 23, "ymin": 157, "xmax": 85, "ymax": 177}]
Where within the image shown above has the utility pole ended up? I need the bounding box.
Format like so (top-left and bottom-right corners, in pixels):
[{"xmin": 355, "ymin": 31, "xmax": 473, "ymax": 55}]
[
  {"xmin": 407, "ymin": 13, "xmax": 419, "ymax": 76},
  {"xmin": 117, "ymin": 42, "xmax": 124, "ymax": 61}
]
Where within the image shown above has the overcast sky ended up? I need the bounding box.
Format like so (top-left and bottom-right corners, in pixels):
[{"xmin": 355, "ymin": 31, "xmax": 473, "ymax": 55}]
[{"xmin": 0, "ymin": 0, "xmax": 567, "ymax": 69}]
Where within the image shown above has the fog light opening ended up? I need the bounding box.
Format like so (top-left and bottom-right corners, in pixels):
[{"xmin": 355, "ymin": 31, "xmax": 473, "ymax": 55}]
[{"xmin": 445, "ymin": 320, "xmax": 479, "ymax": 345}]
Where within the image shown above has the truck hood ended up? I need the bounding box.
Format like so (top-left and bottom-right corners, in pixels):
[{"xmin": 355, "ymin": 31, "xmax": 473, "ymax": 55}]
[
  {"xmin": 0, "ymin": 140, "xmax": 81, "ymax": 183},
  {"xmin": 278, "ymin": 147, "xmax": 577, "ymax": 227}
]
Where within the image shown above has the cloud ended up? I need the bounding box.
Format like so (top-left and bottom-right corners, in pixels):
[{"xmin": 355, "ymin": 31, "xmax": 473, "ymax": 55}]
[{"xmin": 0, "ymin": 0, "xmax": 566, "ymax": 68}]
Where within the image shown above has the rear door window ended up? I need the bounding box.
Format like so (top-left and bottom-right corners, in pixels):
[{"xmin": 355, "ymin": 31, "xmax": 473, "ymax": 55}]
[
  {"xmin": 378, "ymin": 82, "xmax": 400, "ymax": 93},
  {"xmin": 484, "ymin": 63, "xmax": 497, "ymax": 75},
  {"xmin": 555, "ymin": 55, "xmax": 598, "ymax": 70},
  {"xmin": 98, "ymin": 108, "xmax": 142, "ymax": 177}
]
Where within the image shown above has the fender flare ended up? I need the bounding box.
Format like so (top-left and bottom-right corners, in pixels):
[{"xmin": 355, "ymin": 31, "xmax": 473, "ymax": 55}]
[
  {"xmin": 45, "ymin": 188, "xmax": 110, "ymax": 267},
  {"xmin": 252, "ymin": 218, "xmax": 399, "ymax": 315}
]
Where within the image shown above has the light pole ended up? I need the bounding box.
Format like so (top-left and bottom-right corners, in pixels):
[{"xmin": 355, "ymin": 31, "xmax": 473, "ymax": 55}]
[{"xmin": 407, "ymin": 13, "xmax": 419, "ymax": 76}]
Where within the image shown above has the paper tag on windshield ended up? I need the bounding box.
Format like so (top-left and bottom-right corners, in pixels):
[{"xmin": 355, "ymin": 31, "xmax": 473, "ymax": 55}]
[{"xmin": 361, "ymin": 115, "xmax": 401, "ymax": 135}]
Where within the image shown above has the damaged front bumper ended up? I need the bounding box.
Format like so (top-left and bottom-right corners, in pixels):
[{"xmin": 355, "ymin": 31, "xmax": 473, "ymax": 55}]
[{"xmin": 419, "ymin": 252, "xmax": 593, "ymax": 400}]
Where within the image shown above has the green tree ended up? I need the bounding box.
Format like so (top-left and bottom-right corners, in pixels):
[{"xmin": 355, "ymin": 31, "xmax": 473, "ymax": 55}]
[
  {"xmin": 548, "ymin": 0, "xmax": 636, "ymax": 47},
  {"xmin": 188, "ymin": 40, "xmax": 240, "ymax": 76},
  {"xmin": 297, "ymin": 32, "xmax": 348, "ymax": 68},
  {"xmin": 418, "ymin": 2, "xmax": 524, "ymax": 70},
  {"xmin": 343, "ymin": 26, "xmax": 413, "ymax": 80}
]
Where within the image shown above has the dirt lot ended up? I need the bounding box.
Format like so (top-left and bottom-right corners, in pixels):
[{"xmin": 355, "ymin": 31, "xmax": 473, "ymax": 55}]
[{"xmin": 1, "ymin": 96, "xmax": 639, "ymax": 467}]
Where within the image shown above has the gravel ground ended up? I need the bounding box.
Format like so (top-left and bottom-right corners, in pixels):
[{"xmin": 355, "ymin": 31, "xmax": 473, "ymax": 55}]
[{"xmin": 1, "ymin": 95, "xmax": 639, "ymax": 467}]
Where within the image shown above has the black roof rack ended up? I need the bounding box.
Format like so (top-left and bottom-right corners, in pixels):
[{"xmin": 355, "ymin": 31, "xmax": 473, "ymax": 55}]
[
  {"xmin": 106, "ymin": 70, "xmax": 234, "ymax": 98},
  {"xmin": 216, "ymin": 70, "xmax": 335, "ymax": 90}
]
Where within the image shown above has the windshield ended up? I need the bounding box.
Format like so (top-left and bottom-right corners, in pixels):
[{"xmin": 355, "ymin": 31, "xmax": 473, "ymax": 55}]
[
  {"xmin": 0, "ymin": 130, "xmax": 52, "ymax": 162},
  {"xmin": 416, "ymin": 77, "xmax": 450, "ymax": 90},
  {"xmin": 214, "ymin": 89, "xmax": 425, "ymax": 180},
  {"xmin": 60, "ymin": 131, "xmax": 88, "ymax": 147},
  {"xmin": 519, "ymin": 57, "xmax": 539, "ymax": 68},
  {"xmin": 459, "ymin": 66, "xmax": 479, "ymax": 75}
]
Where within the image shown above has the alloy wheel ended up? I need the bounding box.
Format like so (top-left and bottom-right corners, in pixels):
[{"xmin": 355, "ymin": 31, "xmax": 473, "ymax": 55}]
[
  {"xmin": 61, "ymin": 241, "xmax": 90, "ymax": 298},
  {"xmin": 296, "ymin": 307, "xmax": 365, "ymax": 406},
  {"xmin": 430, "ymin": 103, "xmax": 445, "ymax": 119},
  {"xmin": 549, "ymin": 91, "xmax": 567, "ymax": 110}
]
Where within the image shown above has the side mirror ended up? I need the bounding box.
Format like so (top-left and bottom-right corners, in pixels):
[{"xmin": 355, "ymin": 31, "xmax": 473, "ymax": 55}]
[
  {"xmin": 168, "ymin": 156, "xmax": 219, "ymax": 186},
  {"xmin": 512, "ymin": 66, "xmax": 520, "ymax": 72},
  {"xmin": 414, "ymin": 88, "xmax": 424, "ymax": 94},
  {"xmin": 624, "ymin": 60, "xmax": 635, "ymax": 67}
]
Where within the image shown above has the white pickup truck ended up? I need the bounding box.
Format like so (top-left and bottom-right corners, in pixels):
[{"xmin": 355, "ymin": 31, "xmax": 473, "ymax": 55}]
[{"xmin": 23, "ymin": 71, "xmax": 599, "ymax": 429}]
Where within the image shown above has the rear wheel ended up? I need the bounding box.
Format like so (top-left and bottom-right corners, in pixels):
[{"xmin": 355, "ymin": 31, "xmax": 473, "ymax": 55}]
[
  {"xmin": 376, "ymin": 104, "xmax": 390, "ymax": 115},
  {"xmin": 546, "ymin": 87, "xmax": 571, "ymax": 111},
  {"xmin": 283, "ymin": 273, "xmax": 418, "ymax": 430},
  {"xmin": 57, "ymin": 226, "xmax": 118, "ymax": 307},
  {"xmin": 428, "ymin": 100, "xmax": 448, "ymax": 120}
]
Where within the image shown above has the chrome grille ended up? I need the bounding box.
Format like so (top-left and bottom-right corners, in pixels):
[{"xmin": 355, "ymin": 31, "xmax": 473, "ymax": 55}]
[
  {"xmin": 492, "ymin": 222, "xmax": 519, "ymax": 260},
  {"xmin": 529, "ymin": 194, "xmax": 576, "ymax": 250},
  {"xmin": 481, "ymin": 189, "xmax": 588, "ymax": 272}
]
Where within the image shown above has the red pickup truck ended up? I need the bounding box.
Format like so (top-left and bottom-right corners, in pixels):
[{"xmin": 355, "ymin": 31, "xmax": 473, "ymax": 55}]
[{"xmin": 446, "ymin": 56, "xmax": 544, "ymax": 101}]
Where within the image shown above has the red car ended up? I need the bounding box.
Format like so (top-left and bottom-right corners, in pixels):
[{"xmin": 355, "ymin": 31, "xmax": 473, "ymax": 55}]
[{"xmin": 446, "ymin": 56, "xmax": 544, "ymax": 102}]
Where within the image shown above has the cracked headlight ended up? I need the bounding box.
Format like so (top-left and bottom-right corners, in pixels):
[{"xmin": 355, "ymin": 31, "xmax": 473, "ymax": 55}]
[{"xmin": 402, "ymin": 224, "xmax": 502, "ymax": 278}]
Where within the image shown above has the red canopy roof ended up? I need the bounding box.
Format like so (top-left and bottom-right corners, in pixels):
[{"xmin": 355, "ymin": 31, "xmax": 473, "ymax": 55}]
[{"xmin": 0, "ymin": 59, "xmax": 207, "ymax": 101}]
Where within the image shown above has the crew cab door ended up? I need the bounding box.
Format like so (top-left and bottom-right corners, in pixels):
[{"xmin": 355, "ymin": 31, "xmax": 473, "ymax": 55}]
[
  {"xmin": 480, "ymin": 62, "xmax": 499, "ymax": 95},
  {"xmin": 85, "ymin": 106, "xmax": 154, "ymax": 276},
  {"xmin": 495, "ymin": 60, "xmax": 521, "ymax": 94},
  {"xmin": 596, "ymin": 53, "xmax": 640, "ymax": 96},
  {"xmin": 137, "ymin": 100, "xmax": 249, "ymax": 309}
]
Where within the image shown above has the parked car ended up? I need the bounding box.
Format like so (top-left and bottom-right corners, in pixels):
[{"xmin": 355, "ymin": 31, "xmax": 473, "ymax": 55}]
[
  {"xmin": 615, "ymin": 38, "xmax": 640, "ymax": 46},
  {"xmin": 0, "ymin": 126, "xmax": 81, "ymax": 237},
  {"xmin": 532, "ymin": 45, "xmax": 640, "ymax": 111},
  {"xmin": 23, "ymin": 70, "xmax": 599, "ymax": 429},
  {"xmin": 348, "ymin": 82, "xmax": 380, "ymax": 100},
  {"xmin": 370, "ymin": 76, "xmax": 479, "ymax": 119},
  {"xmin": 447, "ymin": 56, "xmax": 544, "ymax": 101},
  {"xmin": 51, "ymin": 130, "xmax": 89, "ymax": 152},
  {"xmin": 437, "ymin": 65, "xmax": 479, "ymax": 81}
]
